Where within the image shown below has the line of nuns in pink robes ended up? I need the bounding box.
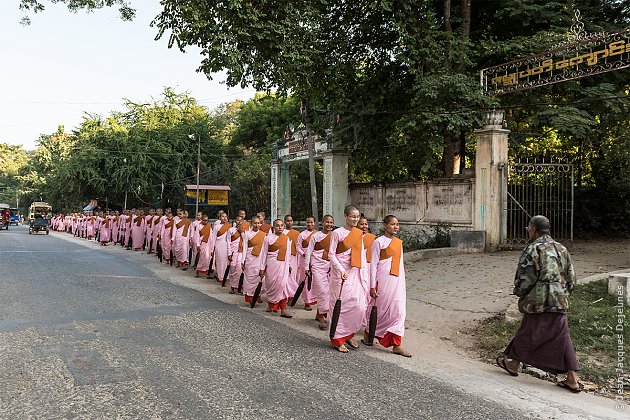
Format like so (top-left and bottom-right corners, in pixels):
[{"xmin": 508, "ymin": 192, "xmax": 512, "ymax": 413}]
[{"xmin": 50, "ymin": 210, "xmax": 407, "ymax": 352}]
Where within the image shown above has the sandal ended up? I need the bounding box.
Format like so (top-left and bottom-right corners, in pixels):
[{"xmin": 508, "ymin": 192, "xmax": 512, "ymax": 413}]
[
  {"xmin": 335, "ymin": 345, "xmax": 349, "ymax": 353},
  {"xmin": 495, "ymin": 356, "xmax": 519, "ymax": 377},
  {"xmin": 557, "ymin": 380, "xmax": 582, "ymax": 394},
  {"xmin": 345, "ymin": 338, "xmax": 359, "ymax": 349},
  {"xmin": 280, "ymin": 313, "xmax": 293, "ymax": 318},
  {"xmin": 360, "ymin": 338, "xmax": 373, "ymax": 347}
]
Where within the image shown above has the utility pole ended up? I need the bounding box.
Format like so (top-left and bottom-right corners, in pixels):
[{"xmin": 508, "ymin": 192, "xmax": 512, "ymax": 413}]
[
  {"xmin": 190, "ymin": 133, "xmax": 201, "ymax": 216},
  {"xmin": 303, "ymin": 98, "xmax": 319, "ymax": 226},
  {"xmin": 123, "ymin": 158, "xmax": 129, "ymax": 211}
]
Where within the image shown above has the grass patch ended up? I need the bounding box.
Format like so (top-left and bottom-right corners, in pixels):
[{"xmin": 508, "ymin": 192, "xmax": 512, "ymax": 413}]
[{"xmin": 473, "ymin": 279, "xmax": 630, "ymax": 394}]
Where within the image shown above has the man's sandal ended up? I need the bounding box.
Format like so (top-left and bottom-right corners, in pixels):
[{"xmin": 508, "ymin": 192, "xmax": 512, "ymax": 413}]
[{"xmin": 496, "ymin": 356, "xmax": 519, "ymax": 376}]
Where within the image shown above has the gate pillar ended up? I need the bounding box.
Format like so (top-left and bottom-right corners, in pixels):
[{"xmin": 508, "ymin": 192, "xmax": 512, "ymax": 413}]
[
  {"xmin": 271, "ymin": 160, "xmax": 291, "ymax": 222},
  {"xmin": 474, "ymin": 112, "xmax": 509, "ymax": 251},
  {"xmin": 322, "ymin": 152, "xmax": 349, "ymax": 225}
]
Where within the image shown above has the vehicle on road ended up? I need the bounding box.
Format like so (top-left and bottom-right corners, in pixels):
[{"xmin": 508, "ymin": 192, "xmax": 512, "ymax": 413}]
[
  {"xmin": 29, "ymin": 216, "xmax": 50, "ymax": 235},
  {"xmin": 29, "ymin": 202, "xmax": 52, "ymax": 222},
  {"xmin": 0, "ymin": 203, "xmax": 10, "ymax": 230},
  {"xmin": 9, "ymin": 208, "xmax": 20, "ymax": 225}
]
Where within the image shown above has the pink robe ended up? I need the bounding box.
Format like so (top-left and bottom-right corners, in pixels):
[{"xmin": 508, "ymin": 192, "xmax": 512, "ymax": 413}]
[
  {"xmin": 328, "ymin": 227, "xmax": 368, "ymax": 345},
  {"xmin": 283, "ymin": 229, "xmax": 300, "ymax": 299},
  {"xmin": 111, "ymin": 217, "xmax": 120, "ymax": 243},
  {"xmin": 144, "ymin": 215, "xmax": 154, "ymax": 250},
  {"xmin": 190, "ymin": 220, "xmax": 203, "ymax": 264},
  {"xmin": 213, "ymin": 224, "xmax": 230, "ymax": 281},
  {"xmin": 160, "ymin": 220, "xmax": 175, "ymax": 262},
  {"xmin": 123, "ymin": 216, "xmax": 132, "ymax": 246},
  {"xmin": 99, "ymin": 217, "xmax": 111, "ymax": 242},
  {"xmin": 241, "ymin": 230, "xmax": 264, "ymax": 299},
  {"xmin": 56, "ymin": 217, "xmax": 65, "ymax": 232},
  {"xmin": 131, "ymin": 216, "xmax": 146, "ymax": 250},
  {"xmin": 297, "ymin": 229, "xmax": 317, "ymax": 305},
  {"xmin": 368, "ymin": 236, "xmax": 406, "ymax": 346},
  {"xmin": 153, "ymin": 215, "xmax": 166, "ymax": 252},
  {"xmin": 305, "ymin": 231, "xmax": 332, "ymax": 314},
  {"xmin": 227, "ymin": 227, "xmax": 243, "ymax": 289},
  {"xmin": 259, "ymin": 233, "xmax": 291, "ymax": 306},
  {"xmin": 173, "ymin": 219, "xmax": 191, "ymax": 264},
  {"xmin": 196, "ymin": 224, "xmax": 215, "ymax": 275},
  {"xmin": 87, "ymin": 217, "xmax": 96, "ymax": 238}
]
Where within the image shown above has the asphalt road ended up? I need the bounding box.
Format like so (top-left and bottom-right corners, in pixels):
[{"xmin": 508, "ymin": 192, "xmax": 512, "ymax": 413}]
[{"xmin": 0, "ymin": 225, "xmax": 526, "ymax": 419}]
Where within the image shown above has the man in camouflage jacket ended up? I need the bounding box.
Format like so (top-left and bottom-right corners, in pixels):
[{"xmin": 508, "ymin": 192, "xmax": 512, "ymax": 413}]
[
  {"xmin": 514, "ymin": 228, "xmax": 576, "ymax": 314},
  {"xmin": 497, "ymin": 215, "xmax": 582, "ymax": 393}
]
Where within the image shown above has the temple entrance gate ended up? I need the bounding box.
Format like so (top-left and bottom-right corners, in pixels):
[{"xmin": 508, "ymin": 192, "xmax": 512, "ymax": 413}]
[{"xmin": 270, "ymin": 124, "xmax": 348, "ymax": 224}]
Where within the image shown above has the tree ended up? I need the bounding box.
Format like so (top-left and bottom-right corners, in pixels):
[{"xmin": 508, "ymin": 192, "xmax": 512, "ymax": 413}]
[{"xmin": 18, "ymin": 0, "xmax": 135, "ymax": 24}]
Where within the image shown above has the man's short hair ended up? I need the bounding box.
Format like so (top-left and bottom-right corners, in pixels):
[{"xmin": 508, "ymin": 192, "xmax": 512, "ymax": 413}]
[{"xmin": 530, "ymin": 215, "xmax": 550, "ymax": 235}]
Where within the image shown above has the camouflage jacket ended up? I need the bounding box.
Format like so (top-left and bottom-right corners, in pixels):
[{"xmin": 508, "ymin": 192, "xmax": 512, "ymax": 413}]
[{"xmin": 513, "ymin": 235, "xmax": 576, "ymax": 314}]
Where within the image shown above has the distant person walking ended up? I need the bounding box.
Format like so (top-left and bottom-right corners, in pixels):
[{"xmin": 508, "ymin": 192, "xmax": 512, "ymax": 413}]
[{"xmin": 496, "ymin": 215, "xmax": 581, "ymax": 393}]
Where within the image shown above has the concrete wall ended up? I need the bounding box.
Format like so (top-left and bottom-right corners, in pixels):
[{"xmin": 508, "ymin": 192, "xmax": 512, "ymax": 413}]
[{"xmin": 349, "ymin": 177, "xmax": 475, "ymax": 229}]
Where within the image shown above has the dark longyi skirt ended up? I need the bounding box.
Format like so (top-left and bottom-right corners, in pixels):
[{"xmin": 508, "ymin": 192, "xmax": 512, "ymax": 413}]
[{"xmin": 504, "ymin": 312, "xmax": 580, "ymax": 374}]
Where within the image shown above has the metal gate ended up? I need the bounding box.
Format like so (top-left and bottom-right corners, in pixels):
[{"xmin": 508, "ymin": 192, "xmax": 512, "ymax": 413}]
[{"xmin": 505, "ymin": 162, "xmax": 574, "ymax": 247}]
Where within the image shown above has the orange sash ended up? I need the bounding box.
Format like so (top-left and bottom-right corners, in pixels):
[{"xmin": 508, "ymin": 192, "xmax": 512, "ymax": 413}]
[
  {"xmin": 103, "ymin": 218, "xmax": 110, "ymax": 228},
  {"xmin": 363, "ymin": 233, "xmax": 376, "ymax": 263},
  {"xmin": 336, "ymin": 227, "xmax": 363, "ymax": 269},
  {"xmin": 231, "ymin": 229, "xmax": 243, "ymax": 252},
  {"xmin": 127, "ymin": 216, "xmax": 133, "ymax": 226},
  {"xmin": 248, "ymin": 231, "xmax": 266, "ymax": 256},
  {"xmin": 261, "ymin": 223, "xmax": 272, "ymax": 233},
  {"xmin": 135, "ymin": 216, "xmax": 143, "ymax": 227},
  {"xmin": 176, "ymin": 218, "xmax": 192, "ymax": 237},
  {"xmin": 314, "ymin": 232, "xmax": 332, "ymax": 261},
  {"xmin": 199, "ymin": 224, "xmax": 212, "ymax": 243},
  {"xmin": 379, "ymin": 237, "xmax": 403, "ymax": 276},
  {"xmin": 241, "ymin": 221, "xmax": 251, "ymax": 231},
  {"xmin": 217, "ymin": 222, "xmax": 230, "ymax": 237},
  {"xmin": 286, "ymin": 229, "xmax": 299, "ymax": 256},
  {"xmin": 164, "ymin": 219, "xmax": 174, "ymax": 235},
  {"xmin": 268, "ymin": 234, "xmax": 288, "ymax": 261},
  {"xmin": 302, "ymin": 230, "xmax": 315, "ymax": 248}
]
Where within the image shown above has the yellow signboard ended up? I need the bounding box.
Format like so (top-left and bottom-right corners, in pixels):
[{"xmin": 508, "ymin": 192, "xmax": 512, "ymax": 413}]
[
  {"xmin": 186, "ymin": 190, "xmax": 205, "ymax": 204},
  {"xmin": 207, "ymin": 190, "xmax": 229, "ymax": 205}
]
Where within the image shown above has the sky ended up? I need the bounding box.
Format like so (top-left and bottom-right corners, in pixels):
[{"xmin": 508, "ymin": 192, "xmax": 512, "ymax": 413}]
[{"xmin": 0, "ymin": 1, "xmax": 256, "ymax": 150}]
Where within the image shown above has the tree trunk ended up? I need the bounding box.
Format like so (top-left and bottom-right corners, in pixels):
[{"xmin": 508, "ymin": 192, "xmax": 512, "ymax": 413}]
[
  {"xmin": 441, "ymin": 127, "xmax": 460, "ymax": 177},
  {"xmin": 443, "ymin": 0, "xmax": 452, "ymax": 32},
  {"xmin": 461, "ymin": 0, "xmax": 472, "ymax": 37},
  {"xmin": 458, "ymin": 130, "xmax": 467, "ymax": 174}
]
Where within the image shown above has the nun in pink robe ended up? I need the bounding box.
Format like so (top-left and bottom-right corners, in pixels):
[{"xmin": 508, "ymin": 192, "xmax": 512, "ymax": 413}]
[
  {"xmin": 328, "ymin": 226, "xmax": 368, "ymax": 348},
  {"xmin": 241, "ymin": 228, "xmax": 266, "ymax": 304},
  {"xmin": 190, "ymin": 217, "xmax": 203, "ymax": 265},
  {"xmin": 144, "ymin": 213, "xmax": 154, "ymax": 251},
  {"xmin": 195, "ymin": 222, "xmax": 215, "ymax": 276},
  {"xmin": 297, "ymin": 228, "xmax": 317, "ymax": 307},
  {"xmin": 98, "ymin": 216, "xmax": 111, "ymax": 243},
  {"xmin": 212, "ymin": 222, "xmax": 231, "ymax": 282},
  {"xmin": 259, "ymin": 231, "xmax": 292, "ymax": 314},
  {"xmin": 153, "ymin": 214, "xmax": 167, "ymax": 253},
  {"xmin": 131, "ymin": 214, "xmax": 146, "ymax": 250},
  {"xmin": 173, "ymin": 217, "xmax": 191, "ymax": 267},
  {"xmin": 226, "ymin": 225, "xmax": 243, "ymax": 291},
  {"xmin": 160, "ymin": 217, "xmax": 175, "ymax": 263},
  {"xmin": 111, "ymin": 215, "xmax": 120, "ymax": 244},
  {"xmin": 56, "ymin": 215, "xmax": 65, "ymax": 232},
  {"xmin": 305, "ymin": 230, "xmax": 332, "ymax": 318},
  {"xmin": 367, "ymin": 235, "xmax": 407, "ymax": 349},
  {"xmin": 86, "ymin": 216, "xmax": 96, "ymax": 239},
  {"xmin": 124, "ymin": 215, "xmax": 133, "ymax": 247}
]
